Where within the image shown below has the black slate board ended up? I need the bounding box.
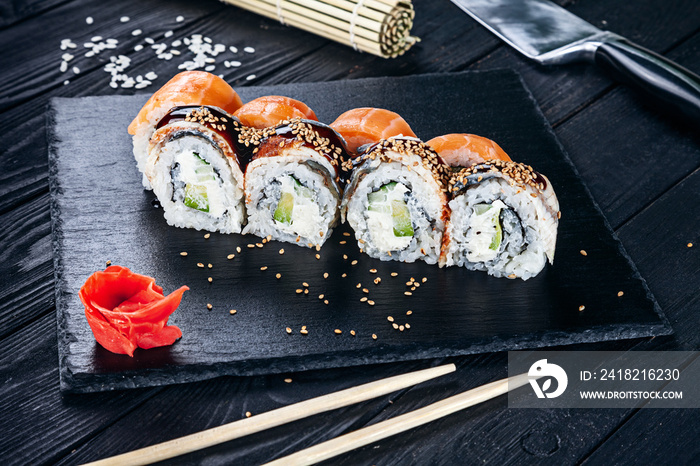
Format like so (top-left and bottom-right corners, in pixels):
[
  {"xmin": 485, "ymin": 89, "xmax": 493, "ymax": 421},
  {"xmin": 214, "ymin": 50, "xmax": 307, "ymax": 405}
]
[{"xmin": 48, "ymin": 70, "xmax": 671, "ymax": 393}]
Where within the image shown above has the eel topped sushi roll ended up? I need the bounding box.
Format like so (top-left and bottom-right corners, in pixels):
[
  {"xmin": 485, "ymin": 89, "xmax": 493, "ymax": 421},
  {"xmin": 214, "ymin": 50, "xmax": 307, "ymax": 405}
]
[
  {"xmin": 243, "ymin": 118, "xmax": 348, "ymax": 247},
  {"xmin": 341, "ymin": 137, "xmax": 451, "ymax": 264},
  {"xmin": 443, "ymin": 159, "xmax": 560, "ymax": 279},
  {"xmin": 128, "ymin": 71, "xmax": 243, "ymax": 189},
  {"xmin": 145, "ymin": 105, "xmax": 247, "ymax": 234}
]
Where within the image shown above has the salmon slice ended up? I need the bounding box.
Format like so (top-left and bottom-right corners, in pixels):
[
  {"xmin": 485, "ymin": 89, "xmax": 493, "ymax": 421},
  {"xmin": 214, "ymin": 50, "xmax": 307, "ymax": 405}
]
[
  {"xmin": 330, "ymin": 107, "xmax": 416, "ymax": 155},
  {"xmin": 426, "ymin": 133, "xmax": 511, "ymax": 168},
  {"xmin": 128, "ymin": 71, "xmax": 242, "ymax": 135},
  {"xmin": 233, "ymin": 95, "xmax": 318, "ymax": 129}
]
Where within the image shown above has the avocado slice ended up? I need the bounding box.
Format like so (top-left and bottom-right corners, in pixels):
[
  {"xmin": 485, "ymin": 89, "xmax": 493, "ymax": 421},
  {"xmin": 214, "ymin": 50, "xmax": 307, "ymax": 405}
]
[{"xmin": 274, "ymin": 191, "xmax": 294, "ymax": 224}]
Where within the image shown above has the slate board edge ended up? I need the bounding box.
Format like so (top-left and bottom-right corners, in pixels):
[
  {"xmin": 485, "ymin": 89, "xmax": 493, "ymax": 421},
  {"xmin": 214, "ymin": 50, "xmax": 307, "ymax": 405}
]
[
  {"xmin": 61, "ymin": 322, "xmax": 669, "ymax": 393},
  {"xmin": 511, "ymin": 71, "xmax": 672, "ymax": 335}
]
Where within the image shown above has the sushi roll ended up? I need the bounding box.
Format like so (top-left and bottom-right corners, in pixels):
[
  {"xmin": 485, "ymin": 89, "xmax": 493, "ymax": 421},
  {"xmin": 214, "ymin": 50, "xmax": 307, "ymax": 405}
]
[
  {"xmin": 243, "ymin": 118, "xmax": 348, "ymax": 247},
  {"xmin": 442, "ymin": 160, "xmax": 560, "ymax": 279},
  {"xmin": 128, "ymin": 71, "xmax": 243, "ymax": 189},
  {"xmin": 341, "ymin": 137, "xmax": 451, "ymax": 264},
  {"xmin": 145, "ymin": 105, "xmax": 247, "ymax": 234},
  {"xmin": 331, "ymin": 108, "xmax": 416, "ymax": 155},
  {"xmin": 233, "ymin": 95, "xmax": 318, "ymax": 129}
]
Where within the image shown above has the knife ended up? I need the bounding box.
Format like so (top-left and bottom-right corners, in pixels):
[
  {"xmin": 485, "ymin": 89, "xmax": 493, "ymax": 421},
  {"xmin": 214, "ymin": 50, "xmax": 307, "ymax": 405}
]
[{"xmin": 451, "ymin": 0, "xmax": 700, "ymax": 121}]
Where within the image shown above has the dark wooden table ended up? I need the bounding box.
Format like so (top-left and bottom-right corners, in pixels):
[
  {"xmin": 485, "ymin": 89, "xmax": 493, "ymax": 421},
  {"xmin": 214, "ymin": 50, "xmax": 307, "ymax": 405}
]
[{"xmin": 2, "ymin": 0, "xmax": 699, "ymax": 464}]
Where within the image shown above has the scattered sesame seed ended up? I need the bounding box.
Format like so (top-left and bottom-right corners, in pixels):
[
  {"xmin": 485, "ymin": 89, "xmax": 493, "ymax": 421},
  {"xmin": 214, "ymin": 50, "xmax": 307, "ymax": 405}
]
[
  {"xmin": 405, "ymin": 323, "xmax": 411, "ymax": 329},
  {"xmin": 421, "ymin": 277, "xmax": 427, "ymax": 283},
  {"xmin": 579, "ymin": 305, "xmax": 585, "ymax": 311},
  {"xmin": 244, "ymin": 46, "xmax": 255, "ymax": 53},
  {"xmin": 207, "ymin": 303, "xmax": 213, "ymax": 310},
  {"xmin": 296, "ymin": 289, "xmax": 303, "ymax": 294},
  {"xmin": 392, "ymin": 323, "xmax": 399, "ymax": 329},
  {"xmin": 247, "ymin": 244, "xmax": 255, "ymax": 248},
  {"xmin": 319, "ymin": 294, "xmax": 324, "ymax": 299},
  {"xmin": 339, "ymin": 241, "xmax": 347, "ymax": 245},
  {"xmin": 208, "ymin": 263, "xmax": 213, "ymax": 268},
  {"xmin": 368, "ymin": 300, "xmax": 375, "ymax": 306},
  {"xmin": 304, "ymin": 289, "xmax": 309, "ymax": 295},
  {"xmin": 387, "ymin": 316, "xmax": 394, "ymax": 322},
  {"xmin": 105, "ymin": 260, "xmax": 111, "ymax": 266},
  {"xmin": 362, "ymin": 288, "xmax": 369, "ymax": 293},
  {"xmin": 508, "ymin": 274, "xmax": 517, "ymax": 279},
  {"xmin": 580, "ymin": 250, "xmax": 588, "ymax": 256},
  {"xmin": 86, "ymin": 16, "xmax": 93, "ymax": 24},
  {"xmin": 372, "ymin": 334, "xmax": 377, "ymax": 340},
  {"xmin": 406, "ymin": 310, "xmax": 412, "ymax": 315},
  {"xmin": 120, "ymin": 16, "xmax": 130, "ymax": 22},
  {"xmin": 180, "ymin": 251, "xmax": 188, "ymax": 256},
  {"xmin": 323, "ymin": 272, "xmax": 329, "ymax": 279},
  {"xmin": 351, "ymin": 260, "xmax": 358, "ymax": 266},
  {"xmin": 343, "ymin": 232, "xmax": 351, "ymax": 237},
  {"xmin": 300, "ymin": 329, "xmax": 308, "ymax": 335},
  {"xmin": 260, "ymin": 266, "xmax": 268, "ymax": 271},
  {"xmin": 256, "ymin": 243, "xmax": 263, "ymax": 248},
  {"xmin": 360, "ymin": 297, "xmax": 368, "ymax": 302},
  {"xmin": 324, "ymin": 299, "xmax": 329, "ymax": 305},
  {"xmin": 276, "ymin": 273, "xmax": 282, "ymax": 279},
  {"xmin": 369, "ymin": 268, "xmax": 377, "ymax": 274},
  {"xmin": 316, "ymin": 254, "xmax": 321, "ymax": 260},
  {"xmin": 334, "ymin": 329, "xmax": 342, "ymax": 334},
  {"xmin": 410, "ymin": 286, "xmax": 416, "ymax": 291},
  {"xmin": 391, "ymin": 272, "xmax": 398, "ymax": 277},
  {"xmin": 279, "ymin": 248, "xmax": 285, "ymax": 254},
  {"xmin": 227, "ymin": 254, "xmax": 235, "ymax": 259},
  {"xmin": 617, "ymin": 291, "xmax": 624, "ymax": 297},
  {"xmin": 284, "ymin": 378, "xmax": 292, "ymax": 383},
  {"xmin": 399, "ymin": 325, "xmax": 405, "ymax": 332},
  {"xmin": 405, "ymin": 281, "xmax": 412, "ymax": 286},
  {"xmin": 204, "ymin": 233, "xmax": 211, "ymax": 239},
  {"xmin": 237, "ymin": 247, "xmax": 242, "ymax": 253},
  {"xmin": 343, "ymin": 255, "xmax": 348, "ymax": 260},
  {"xmin": 350, "ymin": 330, "xmax": 356, "ymax": 336},
  {"xmin": 688, "ymin": 243, "xmax": 694, "ymax": 248},
  {"xmin": 341, "ymin": 273, "xmax": 347, "ymax": 278},
  {"xmin": 208, "ymin": 277, "xmax": 213, "ymax": 283},
  {"xmin": 356, "ymin": 283, "xmax": 362, "ymax": 288},
  {"xmin": 197, "ymin": 263, "xmax": 204, "ymax": 268},
  {"xmin": 286, "ymin": 327, "xmax": 292, "ymax": 334},
  {"xmin": 405, "ymin": 291, "xmax": 413, "ymax": 296},
  {"xmin": 230, "ymin": 309, "xmax": 237, "ymax": 315},
  {"xmin": 245, "ymin": 412, "xmax": 252, "ymax": 418}
]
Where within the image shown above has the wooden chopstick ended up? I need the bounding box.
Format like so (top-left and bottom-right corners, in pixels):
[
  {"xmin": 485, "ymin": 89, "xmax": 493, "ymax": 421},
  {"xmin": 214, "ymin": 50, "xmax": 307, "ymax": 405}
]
[
  {"xmin": 82, "ymin": 363, "xmax": 456, "ymax": 466},
  {"xmin": 263, "ymin": 373, "xmax": 530, "ymax": 466}
]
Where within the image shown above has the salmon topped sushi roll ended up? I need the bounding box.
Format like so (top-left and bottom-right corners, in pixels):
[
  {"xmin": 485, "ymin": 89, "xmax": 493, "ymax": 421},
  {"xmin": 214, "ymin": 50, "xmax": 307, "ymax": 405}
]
[
  {"xmin": 232, "ymin": 95, "xmax": 317, "ymax": 129},
  {"xmin": 330, "ymin": 108, "xmax": 416, "ymax": 155},
  {"xmin": 427, "ymin": 133, "xmax": 511, "ymax": 168},
  {"xmin": 128, "ymin": 71, "xmax": 243, "ymax": 189}
]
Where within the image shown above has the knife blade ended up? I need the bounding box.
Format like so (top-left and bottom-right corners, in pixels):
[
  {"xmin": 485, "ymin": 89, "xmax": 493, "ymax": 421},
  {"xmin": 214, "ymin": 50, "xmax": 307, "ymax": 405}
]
[{"xmin": 451, "ymin": 0, "xmax": 700, "ymax": 121}]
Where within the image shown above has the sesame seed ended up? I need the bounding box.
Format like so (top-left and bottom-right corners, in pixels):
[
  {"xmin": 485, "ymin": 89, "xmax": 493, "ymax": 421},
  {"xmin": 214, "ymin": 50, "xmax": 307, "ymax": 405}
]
[
  {"xmin": 246, "ymin": 412, "xmax": 252, "ymax": 418},
  {"xmin": 391, "ymin": 272, "xmax": 398, "ymax": 277},
  {"xmin": 399, "ymin": 325, "xmax": 405, "ymax": 332},
  {"xmin": 350, "ymin": 330, "xmax": 356, "ymax": 336},
  {"xmin": 392, "ymin": 323, "xmax": 399, "ymax": 329},
  {"xmin": 319, "ymin": 294, "xmax": 324, "ymax": 299},
  {"xmin": 372, "ymin": 334, "xmax": 377, "ymax": 340},
  {"xmin": 208, "ymin": 263, "xmax": 213, "ymax": 268},
  {"xmin": 368, "ymin": 300, "xmax": 375, "ymax": 306},
  {"xmin": 406, "ymin": 310, "xmax": 412, "ymax": 315},
  {"xmin": 247, "ymin": 244, "xmax": 255, "ymax": 248},
  {"xmin": 204, "ymin": 233, "xmax": 211, "ymax": 239},
  {"xmin": 180, "ymin": 251, "xmax": 188, "ymax": 256},
  {"xmin": 343, "ymin": 254, "xmax": 348, "ymax": 260},
  {"xmin": 279, "ymin": 249, "xmax": 285, "ymax": 254},
  {"xmin": 405, "ymin": 281, "xmax": 412, "ymax": 286},
  {"xmin": 208, "ymin": 277, "xmax": 213, "ymax": 283},
  {"xmin": 387, "ymin": 316, "xmax": 394, "ymax": 322},
  {"xmin": 230, "ymin": 309, "xmax": 237, "ymax": 315},
  {"xmin": 286, "ymin": 327, "xmax": 292, "ymax": 334},
  {"xmin": 617, "ymin": 291, "xmax": 624, "ymax": 297},
  {"xmin": 284, "ymin": 378, "xmax": 292, "ymax": 383},
  {"xmin": 405, "ymin": 291, "xmax": 413, "ymax": 296},
  {"xmin": 300, "ymin": 329, "xmax": 308, "ymax": 335},
  {"xmin": 369, "ymin": 268, "xmax": 377, "ymax": 274},
  {"xmin": 334, "ymin": 329, "xmax": 342, "ymax": 334},
  {"xmin": 256, "ymin": 243, "xmax": 263, "ymax": 248},
  {"xmin": 339, "ymin": 241, "xmax": 347, "ymax": 245},
  {"xmin": 405, "ymin": 323, "xmax": 411, "ymax": 329},
  {"xmin": 316, "ymin": 254, "xmax": 321, "ymax": 260},
  {"xmin": 351, "ymin": 260, "xmax": 358, "ymax": 266},
  {"xmin": 207, "ymin": 303, "xmax": 213, "ymax": 310},
  {"xmin": 343, "ymin": 232, "xmax": 351, "ymax": 236},
  {"xmin": 421, "ymin": 277, "xmax": 427, "ymax": 283},
  {"xmin": 260, "ymin": 266, "xmax": 268, "ymax": 271},
  {"xmin": 341, "ymin": 273, "xmax": 347, "ymax": 278},
  {"xmin": 579, "ymin": 305, "xmax": 585, "ymax": 311},
  {"xmin": 227, "ymin": 254, "xmax": 235, "ymax": 259},
  {"xmin": 356, "ymin": 283, "xmax": 362, "ymax": 288},
  {"xmin": 374, "ymin": 278, "xmax": 381, "ymax": 285},
  {"xmin": 236, "ymin": 247, "xmax": 242, "ymax": 253},
  {"xmin": 360, "ymin": 297, "xmax": 368, "ymax": 302},
  {"xmin": 296, "ymin": 289, "xmax": 303, "ymax": 294},
  {"xmin": 323, "ymin": 272, "xmax": 329, "ymax": 279},
  {"xmin": 508, "ymin": 274, "xmax": 517, "ymax": 279},
  {"xmin": 580, "ymin": 250, "xmax": 588, "ymax": 256},
  {"xmin": 362, "ymin": 288, "xmax": 369, "ymax": 293},
  {"xmin": 276, "ymin": 273, "xmax": 282, "ymax": 279},
  {"xmin": 688, "ymin": 243, "xmax": 694, "ymax": 248}
]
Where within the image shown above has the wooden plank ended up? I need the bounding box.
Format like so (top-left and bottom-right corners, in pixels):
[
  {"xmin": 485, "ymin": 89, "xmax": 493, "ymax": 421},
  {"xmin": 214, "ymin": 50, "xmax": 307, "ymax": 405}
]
[
  {"xmin": 0, "ymin": 313, "xmax": 162, "ymax": 466},
  {"xmin": 0, "ymin": 0, "xmax": 68, "ymax": 29}
]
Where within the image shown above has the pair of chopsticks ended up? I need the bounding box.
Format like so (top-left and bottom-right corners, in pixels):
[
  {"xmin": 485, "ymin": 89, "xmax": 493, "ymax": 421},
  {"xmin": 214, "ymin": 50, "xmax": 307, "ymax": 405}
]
[{"xmin": 84, "ymin": 365, "xmax": 530, "ymax": 465}]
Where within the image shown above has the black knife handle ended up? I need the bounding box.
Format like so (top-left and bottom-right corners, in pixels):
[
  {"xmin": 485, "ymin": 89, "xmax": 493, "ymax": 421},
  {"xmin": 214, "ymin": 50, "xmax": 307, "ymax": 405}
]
[{"xmin": 594, "ymin": 38, "xmax": 700, "ymax": 122}]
